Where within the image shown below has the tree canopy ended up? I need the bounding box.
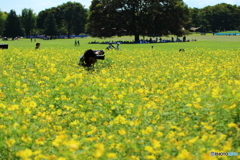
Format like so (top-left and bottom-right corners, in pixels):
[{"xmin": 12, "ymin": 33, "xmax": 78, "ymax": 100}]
[
  {"xmin": 187, "ymin": 3, "xmax": 240, "ymax": 32},
  {"xmin": 3, "ymin": 10, "xmax": 24, "ymax": 38},
  {"xmin": 43, "ymin": 13, "xmax": 59, "ymax": 38},
  {"xmin": 1, "ymin": 2, "xmax": 240, "ymax": 39},
  {"xmin": 20, "ymin": 8, "xmax": 36, "ymax": 37},
  {"xmin": 56, "ymin": 2, "xmax": 88, "ymax": 37},
  {"xmin": 0, "ymin": 10, "xmax": 7, "ymax": 36},
  {"xmin": 37, "ymin": 2, "xmax": 88, "ymax": 38},
  {"xmin": 87, "ymin": 0, "xmax": 190, "ymax": 42}
]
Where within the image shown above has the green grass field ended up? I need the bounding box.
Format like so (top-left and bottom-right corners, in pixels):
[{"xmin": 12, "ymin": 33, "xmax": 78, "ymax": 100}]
[
  {"xmin": 2, "ymin": 33, "xmax": 240, "ymax": 51},
  {"xmin": 0, "ymin": 34, "xmax": 239, "ymax": 160}
]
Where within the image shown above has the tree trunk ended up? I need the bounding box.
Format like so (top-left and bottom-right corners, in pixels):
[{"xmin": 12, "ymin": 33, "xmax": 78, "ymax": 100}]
[
  {"xmin": 134, "ymin": 34, "xmax": 139, "ymax": 43},
  {"xmin": 67, "ymin": 22, "xmax": 71, "ymax": 38}
]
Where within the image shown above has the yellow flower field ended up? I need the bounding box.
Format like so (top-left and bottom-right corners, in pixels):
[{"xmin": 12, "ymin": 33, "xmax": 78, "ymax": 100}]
[{"xmin": 0, "ymin": 47, "xmax": 239, "ymax": 160}]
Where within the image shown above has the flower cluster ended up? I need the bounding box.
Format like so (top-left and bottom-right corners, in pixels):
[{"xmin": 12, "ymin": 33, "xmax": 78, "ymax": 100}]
[{"xmin": 0, "ymin": 47, "xmax": 239, "ymax": 159}]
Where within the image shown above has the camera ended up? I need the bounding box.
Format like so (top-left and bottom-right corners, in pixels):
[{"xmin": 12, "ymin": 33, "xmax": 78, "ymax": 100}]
[
  {"xmin": 95, "ymin": 54, "xmax": 105, "ymax": 60},
  {"xmin": 0, "ymin": 44, "xmax": 8, "ymax": 49}
]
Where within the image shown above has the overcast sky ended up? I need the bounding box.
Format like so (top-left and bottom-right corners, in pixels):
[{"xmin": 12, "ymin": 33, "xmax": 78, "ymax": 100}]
[{"xmin": 1, "ymin": 0, "xmax": 240, "ymax": 15}]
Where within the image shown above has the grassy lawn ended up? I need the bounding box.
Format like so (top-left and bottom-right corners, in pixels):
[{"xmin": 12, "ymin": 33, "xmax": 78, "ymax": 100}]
[{"xmin": 2, "ymin": 33, "xmax": 240, "ymax": 51}]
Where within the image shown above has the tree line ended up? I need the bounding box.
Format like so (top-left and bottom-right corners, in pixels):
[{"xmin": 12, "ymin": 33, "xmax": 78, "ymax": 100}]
[
  {"xmin": 187, "ymin": 3, "xmax": 240, "ymax": 33},
  {"xmin": 0, "ymin": 1, "xmax": 240, "ymax": 42},
  {"xmin": 0, "ymin": 2, "xmax": 87, "ymax": 39}
]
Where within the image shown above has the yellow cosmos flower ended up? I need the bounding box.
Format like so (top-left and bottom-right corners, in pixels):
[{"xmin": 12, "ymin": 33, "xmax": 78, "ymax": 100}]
[
  {"xmin": 212, "ymin": 87, "xmax": 220, "ymax": 98},
  {"xmin": 2, "ymin": 70, "xmax": 8, "ymax": 76},
  {"xmin": 8, "ymin": 104, "xmax": 19, "ymax": 111},
  {"xmin": 193, "ymin": 102, "xmax": 202, "ymax": 109},
  {"xmin": 27, "ymin": 100, "xmax": 37, "ymax": 108},
  {"xmin": 144, "ymin": 155, "xmax": 156, "ymax": 160},
  {"xmin": 145, "ymin": 146, "xmax": 154, "ymax": 153},
  {"xmin": 21, "ymin": 135, "xmax": 32, "ymax": 143},
  {"xmin": 142, "ymin": 126, "xmax": 154, "ymax": 135},
  {"xmin": 229, "ymin": 104, "xmax": 236, "ymax": 109},
  {"xmin": 126, "ymin": 109, "xmax": 131, "ymax": 114},
  {"xmin": 223, "ymin": 140, "xmax": 232, "ymax": 151},
  {"xmin": 24, "ymin": 108, "xmax": 31, "ymax": 115},
  {"xmin": 0, "ymin": 91, "xmax": 6, "ymax": 99},
  {"xmin": 90, "ymin": 117, "xmax": 97, "ymax": 122},
  {"xmin": 15, "ymin": 81, "xmax": 21, "ymax": 87},
  {"xmin": 16, "ymin": 148, "xmax": 33, "ymax": 159},
  {"xmin": 186, "ymin": 103, "xmax": 192, "ymax": 107},
  {"xmin": 70, "ymin": 120, "xmax": 80, "ymax": 125},
  {"xmin": 228, "ymin": 122, "xmax": 238, "ymax": 129},
  {"xmin": 118, "ymin": 129, "xmax": 126, "ymax": 135},
  {"xmin": 170, "ymin": 126, "xmax": 182, "ymax": 131},
  {"xmin": 65, "ymin": 140, "xmax": 80, "ymax": 152},
  {"xmin": 107, "ymin": 153, "xmax": 117, "ymax": 158},
  {"xmin": 52, "ymin": 134, "xmax": 68, "ymax": 147},
  {"xmin": 35, "ymin": 137, "xmax": 45, "ymax": 145},
  {"xmin": 0, "ymin": 125, "xmax": 6, "ymax": 129},
  {"xmin": 196, "ymin": 98, "xmax": 201, "ymax": 102},
  {"xmin": 184, "ymin": 117, "xmax": 190, "ymax": 121},
  {"xmin": 201, "ymin": 122, "xmax": 213, "ymax": 130},
  {"xmin": 6, "ymin": 139, "xmax": 16, "ymax": 148},
  {"xmin": 166, "ymin": 131, "xmax": 176, "ymax": 139},
  {"xmin": 177, "ymin": 149, "xmax": 194, "ymax": 159},
  {"xmin": 113, "ymin": 115, "xmax": 127, "ymax": 124},
  {"xmin": 0, "ymin": 103, "xmax": 6, "ymax": 109},
  {"xmin": 94, "ymin": 143, "xmax": 105, "ymax": 158},
  {"xmin": 33, "ymin": 150, "xmax": 42, "ymax": 155},
  {"xmin": 130, "ymin": 155, "xmax": 140, "ymax": 160},
  {"xmin": 188, "ymin": 136, "xmax": 199, "ymax": 144},
  {"xmin": 201, "ymin": 152, "xmax": 218, "ymax": 160}
]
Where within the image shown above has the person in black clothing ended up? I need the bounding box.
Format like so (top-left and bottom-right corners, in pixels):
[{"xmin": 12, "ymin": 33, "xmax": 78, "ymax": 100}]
[
  {"xmin": 183, "ymin": 36, "xmax": 186, "ymax": 42},
  {"xmin": 35, "ymin": 43, "xmax": 40, "ymax": 49},
  {"xmin": 78, "ymin": 49, "xmax": 105, "ymax": 67}
]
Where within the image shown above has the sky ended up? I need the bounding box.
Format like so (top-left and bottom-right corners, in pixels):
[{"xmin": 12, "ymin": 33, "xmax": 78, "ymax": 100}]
[{"xmin": 1, "ymin": 0, "xmax": 240, "ymax": 15}]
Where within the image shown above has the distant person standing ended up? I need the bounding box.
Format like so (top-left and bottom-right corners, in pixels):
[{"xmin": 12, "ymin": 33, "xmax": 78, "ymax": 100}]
[
  {"xmin": 77, "ymin": 40, "xmax": 80, "ymax": 46},
  {"xmin": 183, "ymin": 36, "xmax": 186, "ymax": 42},
  {"xmin": 115, "ymin": 42, "xmax": 120, "ymax": 50}
]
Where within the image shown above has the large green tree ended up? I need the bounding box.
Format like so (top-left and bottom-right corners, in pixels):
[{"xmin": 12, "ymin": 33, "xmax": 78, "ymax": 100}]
[
  {"xmin": 37, "ymin": 8, "xmax": 55, "ymax": 33},
  {"xmin": 37, "ymin": 2, "xmax": 87, "ymax": 37},
  {"xmin": 0, "ymin": 11, "xmax": 7, "ymax": 36},
  {"xmin": 3, "ymin": 10, "xmax": 24, "ymax": 38},
  {"xmin": 56, "ymin": 2, "xmax": 88, "ymax": 37},
  {"xmin": 197, "ymin": 6, "xmax": 212, "ymax": 32},
  {"xmin": 43, "ymin": 13, "xmax": 59, "ymax": 38},
  {"xmin": 87, "ymin": 0, "xmax": 189, "ymax": 42},
  {"xmin": 188, "ymin": 3, "xmax": 240, "ymax": 33},
  {"xmin": 208, "ymin": 3, "xmax": 234, "ymax": 32},
  {"xmin": 20, "ymin": 8, "xmax": 36, "ymax": 37},
  {"xmin": 185, "ymin": 8, "xmax": 201, "ymax": 31}
]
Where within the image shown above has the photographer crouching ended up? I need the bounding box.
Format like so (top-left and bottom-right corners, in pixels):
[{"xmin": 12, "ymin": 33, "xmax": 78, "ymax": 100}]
[{"xmin": 78, "ymin": 49, "xmax": 105, "ymax": 67}]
